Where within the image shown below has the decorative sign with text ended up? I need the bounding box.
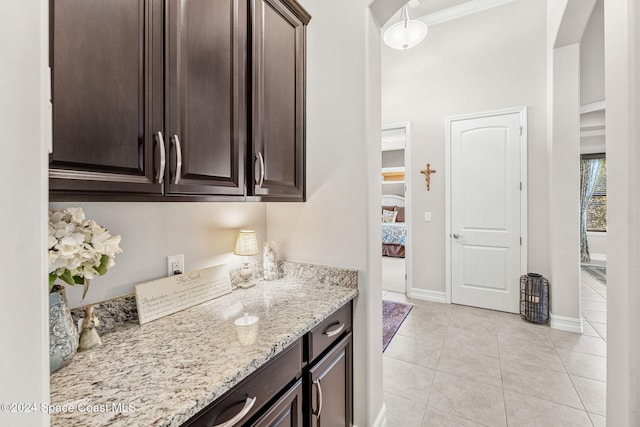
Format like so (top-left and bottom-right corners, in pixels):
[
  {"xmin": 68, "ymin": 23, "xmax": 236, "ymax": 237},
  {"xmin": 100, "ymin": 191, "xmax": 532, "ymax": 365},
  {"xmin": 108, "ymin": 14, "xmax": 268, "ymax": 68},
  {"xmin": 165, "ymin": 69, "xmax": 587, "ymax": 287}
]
[{"xmin": 135, "ymin": 264, "xmax": 233, "ymax": 324}]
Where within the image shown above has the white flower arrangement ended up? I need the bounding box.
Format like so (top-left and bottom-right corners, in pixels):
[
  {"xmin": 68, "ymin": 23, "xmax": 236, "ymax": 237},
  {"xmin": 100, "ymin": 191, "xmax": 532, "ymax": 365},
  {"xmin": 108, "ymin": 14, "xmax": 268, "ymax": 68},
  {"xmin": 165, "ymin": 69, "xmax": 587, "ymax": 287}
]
[{"xmin": 48, "ymin": 207, "xmax": 122, "ymax": 298}]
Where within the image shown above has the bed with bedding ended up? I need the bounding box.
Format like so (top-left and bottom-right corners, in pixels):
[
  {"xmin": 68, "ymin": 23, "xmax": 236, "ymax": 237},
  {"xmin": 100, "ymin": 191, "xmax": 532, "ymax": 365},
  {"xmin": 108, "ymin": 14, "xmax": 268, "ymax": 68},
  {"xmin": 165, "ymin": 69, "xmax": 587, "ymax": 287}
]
[{"xmin": 382, "ymin": 195, "xmax": 405, "ymax": 258}]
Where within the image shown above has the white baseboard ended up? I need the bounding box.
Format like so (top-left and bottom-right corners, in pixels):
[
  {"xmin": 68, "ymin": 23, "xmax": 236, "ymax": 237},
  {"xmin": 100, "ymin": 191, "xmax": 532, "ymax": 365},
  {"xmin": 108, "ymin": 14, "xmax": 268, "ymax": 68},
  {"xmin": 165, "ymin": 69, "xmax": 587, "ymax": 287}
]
[
  {"xmin": 550, "ymin": 313, "xmax": 583, "ymax": 333},
  {"xmin": 589, "ymin": 253, "xmax": 607, "ymax": 262},
  {"xmin": 408, "ymin": 288, "xmax": 446, "ymax": 303},
  {"xmin": 370, "ymin": 403, "xmax": 387, "ymax": 427}
]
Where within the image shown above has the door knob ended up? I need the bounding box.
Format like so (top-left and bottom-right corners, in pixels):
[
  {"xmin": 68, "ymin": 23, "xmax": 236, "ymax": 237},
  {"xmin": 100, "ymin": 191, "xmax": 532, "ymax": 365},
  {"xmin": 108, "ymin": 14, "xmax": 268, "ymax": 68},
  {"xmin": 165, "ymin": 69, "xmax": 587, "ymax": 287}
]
[{"xmin": 453, "ymin": 233, "xmax": 462, "ymax": 239}]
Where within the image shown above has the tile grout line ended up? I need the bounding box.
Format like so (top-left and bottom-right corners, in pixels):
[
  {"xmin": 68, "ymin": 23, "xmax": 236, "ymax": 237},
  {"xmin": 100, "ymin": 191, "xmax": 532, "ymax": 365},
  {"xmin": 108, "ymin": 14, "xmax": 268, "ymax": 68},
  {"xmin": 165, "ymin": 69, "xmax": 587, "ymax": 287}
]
[
  {"xmin": 552, "ymin": 273, "xmax": 607, "ymax": 425},
  {"xmin": 425, "ymin": 303, "xmax": 451, "ymax": 407},
  {"xmin": 550, "ymin": 338, "xmax": 592, "ymax": 418},
  {"xmin": 497, "ymin": 322, "xmax": 509, "ymax": 426},
  {"xmin": 432, "ymin": 309, "xmax": 508, "ymax": 427}
]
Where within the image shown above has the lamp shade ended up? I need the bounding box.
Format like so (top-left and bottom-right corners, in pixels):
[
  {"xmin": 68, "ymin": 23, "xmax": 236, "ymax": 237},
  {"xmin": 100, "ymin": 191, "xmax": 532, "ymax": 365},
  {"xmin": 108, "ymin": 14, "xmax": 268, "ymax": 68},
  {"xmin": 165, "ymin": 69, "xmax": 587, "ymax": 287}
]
[
  {"xmin": 234, "ymin": 230, "xmax": 259, "ymax": 256},
  {"xmin": 383, "ymin": 6, "xmax": 428, "ymax": 50}
]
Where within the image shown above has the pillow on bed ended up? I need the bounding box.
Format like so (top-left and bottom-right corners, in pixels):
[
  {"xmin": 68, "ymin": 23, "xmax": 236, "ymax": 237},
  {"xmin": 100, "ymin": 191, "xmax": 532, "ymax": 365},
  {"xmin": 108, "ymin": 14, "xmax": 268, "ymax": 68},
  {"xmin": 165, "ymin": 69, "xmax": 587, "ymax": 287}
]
[
  {"xmin": 382, "ymin": 205, "xmax": 395, "ymax": 214},
  {"xmin": 382, "ymin": 209, "xmax": 398, "ymax": 223},
  {"xmin": 395, "ymin": 206, "xmax": 405, "ymax": 222}
]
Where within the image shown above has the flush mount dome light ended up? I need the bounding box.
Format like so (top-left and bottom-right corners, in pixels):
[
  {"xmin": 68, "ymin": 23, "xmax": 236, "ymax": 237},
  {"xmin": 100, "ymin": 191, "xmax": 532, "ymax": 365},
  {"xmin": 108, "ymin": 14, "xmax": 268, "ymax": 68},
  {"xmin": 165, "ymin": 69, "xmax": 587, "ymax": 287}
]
[{"xmin": 383, "ymin": 5, "xmax": 428, "ymax": 51}]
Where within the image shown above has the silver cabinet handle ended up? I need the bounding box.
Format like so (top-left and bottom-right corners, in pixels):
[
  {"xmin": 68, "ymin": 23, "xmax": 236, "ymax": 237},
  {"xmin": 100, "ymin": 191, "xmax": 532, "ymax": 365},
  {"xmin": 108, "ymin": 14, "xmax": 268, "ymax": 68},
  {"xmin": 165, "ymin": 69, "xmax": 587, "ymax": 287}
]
[
  {"xmin": 210, "ymin": 397, "xmax": 256, "ymax": 427},
  {"xmin": 173, "ymin": 135, "xmax": 182, "ymax": 184},
  {"xmin": 324, "ymin": 323, "xmax": 345, "ymax": 338},
  {"xmin": 257, "ymin": 152, "xmax": 265, "ymax": 187},
  {"xmin": 312, "ymin": 379, "xmax": 323, "ymax": 418},
  {"xmin": 156, "ymin": 131, "xmax": 166, "ymax": 184},
  {"xmin": 453, "ymin": 234, "xmax": 462, "ymax": 239}
]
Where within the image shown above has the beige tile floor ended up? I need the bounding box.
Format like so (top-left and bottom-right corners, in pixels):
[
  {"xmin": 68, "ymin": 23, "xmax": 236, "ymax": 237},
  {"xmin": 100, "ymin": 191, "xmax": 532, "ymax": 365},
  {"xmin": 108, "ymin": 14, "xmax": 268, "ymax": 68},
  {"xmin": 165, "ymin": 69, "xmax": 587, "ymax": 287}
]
[
  {"xmin": 382, "ymin": 256, "xmax": 406, "ymax": 294},
  {"xmin": 382, "ymin": 271, "xmax": 607, "ymax": 426}
]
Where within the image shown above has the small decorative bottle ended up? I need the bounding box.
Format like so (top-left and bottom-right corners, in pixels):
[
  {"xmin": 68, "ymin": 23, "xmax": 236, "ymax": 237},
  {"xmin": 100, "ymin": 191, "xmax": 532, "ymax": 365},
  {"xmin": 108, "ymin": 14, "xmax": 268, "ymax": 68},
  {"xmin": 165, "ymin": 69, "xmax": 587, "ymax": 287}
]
[{"xmin": 263, "ymin": 242, "xmax": 278, "ymax": 281}]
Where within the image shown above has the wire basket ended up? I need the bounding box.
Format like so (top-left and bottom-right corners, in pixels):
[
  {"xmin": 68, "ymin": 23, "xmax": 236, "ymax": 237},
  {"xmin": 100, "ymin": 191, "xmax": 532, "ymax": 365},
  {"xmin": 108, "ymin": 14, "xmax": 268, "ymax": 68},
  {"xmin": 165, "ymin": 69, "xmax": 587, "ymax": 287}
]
[{"xmin": 519, "ymin": 273, "xmax": 549, "ymax": 324}]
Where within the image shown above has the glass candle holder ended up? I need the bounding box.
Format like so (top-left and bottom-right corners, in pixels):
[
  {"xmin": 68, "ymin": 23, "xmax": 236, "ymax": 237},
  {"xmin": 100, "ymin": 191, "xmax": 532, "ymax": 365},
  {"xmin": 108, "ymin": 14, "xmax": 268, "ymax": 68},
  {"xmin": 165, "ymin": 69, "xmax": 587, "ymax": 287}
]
[{"xmin": 234, "ymin": 313, "xmax": 259, "ymax": 346}]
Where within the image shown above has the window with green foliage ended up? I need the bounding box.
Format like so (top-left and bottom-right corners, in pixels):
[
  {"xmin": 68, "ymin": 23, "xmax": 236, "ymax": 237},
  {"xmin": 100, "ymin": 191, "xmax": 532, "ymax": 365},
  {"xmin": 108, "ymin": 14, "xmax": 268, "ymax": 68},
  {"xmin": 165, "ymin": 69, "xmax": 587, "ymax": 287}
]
[{"xmin": 586, "ymin": 156, "xmax": 606, "ymax": 232}]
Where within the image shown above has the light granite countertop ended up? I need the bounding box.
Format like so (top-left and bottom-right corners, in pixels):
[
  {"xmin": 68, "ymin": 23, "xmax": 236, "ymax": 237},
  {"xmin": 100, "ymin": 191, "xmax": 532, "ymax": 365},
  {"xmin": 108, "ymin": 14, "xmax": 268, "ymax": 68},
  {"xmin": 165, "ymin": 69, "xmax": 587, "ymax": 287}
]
[{"xmin": 50, "ymin": 262, "xmax": 358, "ymax": 427}]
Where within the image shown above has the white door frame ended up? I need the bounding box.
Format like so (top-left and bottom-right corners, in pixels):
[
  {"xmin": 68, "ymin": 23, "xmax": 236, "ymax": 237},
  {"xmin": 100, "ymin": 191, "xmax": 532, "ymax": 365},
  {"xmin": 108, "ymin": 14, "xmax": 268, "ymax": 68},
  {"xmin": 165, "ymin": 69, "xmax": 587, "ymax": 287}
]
[
  {"xmin": 444, "ymin": 107, "xmax": 528, "ymax": 305},
  {"xmin": 382, "ymin": 121, "xmax": 412, "ymax": 295}
]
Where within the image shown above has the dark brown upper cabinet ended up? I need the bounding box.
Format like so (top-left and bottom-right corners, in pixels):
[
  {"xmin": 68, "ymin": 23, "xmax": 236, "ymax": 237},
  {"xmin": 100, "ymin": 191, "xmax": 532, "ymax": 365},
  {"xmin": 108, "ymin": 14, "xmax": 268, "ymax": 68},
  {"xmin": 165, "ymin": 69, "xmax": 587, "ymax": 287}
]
[
  {"xmin": 164, "ymin": 0, "xmax": 246, "ymax": 197},
  {"xmin": 250, "ymin": 0, "xmax": 310, "ymax": 201},
  {"xmin": 49, "ymin": 0, "xmax": 165, "ymax": 197},
  {"xmin": 50, "ymin": 0, "xmax": 308, "ymax": 202}
]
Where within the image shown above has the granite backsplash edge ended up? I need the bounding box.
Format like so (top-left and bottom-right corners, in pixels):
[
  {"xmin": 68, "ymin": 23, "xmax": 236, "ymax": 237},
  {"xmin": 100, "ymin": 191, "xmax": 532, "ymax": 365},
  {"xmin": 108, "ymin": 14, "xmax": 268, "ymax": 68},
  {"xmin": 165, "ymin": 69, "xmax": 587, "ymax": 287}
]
[{"xmin": 71, "ymin": 261, "xmax": 357, "ymax": 335}]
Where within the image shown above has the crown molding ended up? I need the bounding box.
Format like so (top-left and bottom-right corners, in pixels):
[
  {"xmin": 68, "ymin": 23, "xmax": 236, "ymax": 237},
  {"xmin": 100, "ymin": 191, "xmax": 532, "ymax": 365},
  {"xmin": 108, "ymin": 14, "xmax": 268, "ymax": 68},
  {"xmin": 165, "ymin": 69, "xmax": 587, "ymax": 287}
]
[{"xmin": 419, "ymin": 0, "xmax": 521, "ymax": 26}]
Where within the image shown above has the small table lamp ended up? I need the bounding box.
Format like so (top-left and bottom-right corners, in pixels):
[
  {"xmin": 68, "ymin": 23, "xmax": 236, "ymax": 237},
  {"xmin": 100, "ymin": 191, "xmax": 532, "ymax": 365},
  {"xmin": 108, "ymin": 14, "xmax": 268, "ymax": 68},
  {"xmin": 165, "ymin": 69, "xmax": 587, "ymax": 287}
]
[{"xmin": 234, "ymin": 230, "xmax": 259, "ymax": 288}]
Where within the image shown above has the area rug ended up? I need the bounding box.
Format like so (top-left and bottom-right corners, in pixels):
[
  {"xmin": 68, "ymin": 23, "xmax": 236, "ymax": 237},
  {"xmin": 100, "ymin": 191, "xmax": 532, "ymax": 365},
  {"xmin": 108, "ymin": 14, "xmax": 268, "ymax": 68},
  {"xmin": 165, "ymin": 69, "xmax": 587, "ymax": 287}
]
[
  {"xmin": 581, "ymin": 264, "xmax": 607, "ymax": 286},
  {"xmin": 382, "ymin": 300, "xmax": 413, "ymax": 352}
]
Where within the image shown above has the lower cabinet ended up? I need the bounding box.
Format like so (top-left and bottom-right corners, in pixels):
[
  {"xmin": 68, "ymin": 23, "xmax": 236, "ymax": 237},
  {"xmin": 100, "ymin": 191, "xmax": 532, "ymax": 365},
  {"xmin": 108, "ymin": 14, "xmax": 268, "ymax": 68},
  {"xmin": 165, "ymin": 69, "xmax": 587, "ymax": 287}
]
[
  {"xmin": 305, "ymin": 333, "xmax": 353, "ymax": 427},
  {"xmin": 182, "ymin": 341, "xmax": 302, "ymax": 427},
  {"xmin": 182, "ymin": 302, "xmax": 353, "ymax": 427},
  {"xmin": 251, "ymin": 379, "xmax": 303, "ymax": 427}
]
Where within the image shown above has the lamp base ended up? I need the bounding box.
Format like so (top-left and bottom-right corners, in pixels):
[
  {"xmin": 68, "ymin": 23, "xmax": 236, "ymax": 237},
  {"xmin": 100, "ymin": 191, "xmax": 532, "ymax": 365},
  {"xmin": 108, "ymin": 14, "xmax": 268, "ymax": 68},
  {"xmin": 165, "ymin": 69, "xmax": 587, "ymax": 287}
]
[
  {"xmin": 237, "ymin": 262, "xmax": 255, "ymax": 289},
  {"xmin": 236, "ymin": 281, "xmax": 256, "ymax": 289}
]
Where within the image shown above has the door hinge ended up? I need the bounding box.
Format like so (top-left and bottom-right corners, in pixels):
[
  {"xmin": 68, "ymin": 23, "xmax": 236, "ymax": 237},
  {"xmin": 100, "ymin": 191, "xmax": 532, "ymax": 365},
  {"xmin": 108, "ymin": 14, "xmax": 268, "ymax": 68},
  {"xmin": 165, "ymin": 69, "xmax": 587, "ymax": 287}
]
[
  {"xmin": 520, "ymin": 126, "xmax": 523, "ymax": 136},
  {"xmin": 520, "ymin": 182, "xmax": 522, "ymax": 191},
  {"xmin": 520, "ymin": 237, "xmax": 522, "ymax": 245},
  {"xmin": 405, "ymin": 273, "xmax": 407, "ymax": 281}
]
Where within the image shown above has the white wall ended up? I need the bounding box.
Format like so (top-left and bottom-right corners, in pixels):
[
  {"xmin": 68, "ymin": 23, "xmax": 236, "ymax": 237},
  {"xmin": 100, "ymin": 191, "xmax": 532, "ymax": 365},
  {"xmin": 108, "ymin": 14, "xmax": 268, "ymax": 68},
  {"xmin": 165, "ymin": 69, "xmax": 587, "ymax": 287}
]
[
  {"xmin": 586, "ymin": 232, "xmax": 606, "ymax": 260},
  {"xmin": 580, "ymin": 134, "xmax": 605, "ymax": 154},
  {"xmin": 549, "ymin": 42, "xmax": 582, "ymax": 326},
  {"xmin": 1, "ymin": 1, "xmax": 50, "ymax": 426},
  {"xmin": 381, "ymin": 0, "xmax": 548, "ymax": 296},
  {"xmin": 605, "ymin": 1, "xmax": 640, "ymax": 424},
  {"xmin": 580, "ymin": 0, "xmax": 604, "ymax": 105},
  {"xmin": 48, "ymin": 203, "xmax": 266, "ymax": 308},
  {"xmin": 266, "ymin": 1, "xmax": 384, "ymax": 425},
  {"xmin": 265, "ymin": 0, "xmax": 369, "ymax": 268},
  {"xmin": 547, "ymin": 0, "xmax": 597, "ymax": 330}
]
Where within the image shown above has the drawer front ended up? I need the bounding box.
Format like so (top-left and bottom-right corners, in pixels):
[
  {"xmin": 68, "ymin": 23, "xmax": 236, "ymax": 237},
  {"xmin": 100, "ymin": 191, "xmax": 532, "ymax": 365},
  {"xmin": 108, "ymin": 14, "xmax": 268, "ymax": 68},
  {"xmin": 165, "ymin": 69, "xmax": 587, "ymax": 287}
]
[
  {"xmin": 306, "ymin": 301, "xmax": 352, "ymax": 362},
  {"xmin": 183, "ymin": 340, "xmax": 302, "ymax": 427}
]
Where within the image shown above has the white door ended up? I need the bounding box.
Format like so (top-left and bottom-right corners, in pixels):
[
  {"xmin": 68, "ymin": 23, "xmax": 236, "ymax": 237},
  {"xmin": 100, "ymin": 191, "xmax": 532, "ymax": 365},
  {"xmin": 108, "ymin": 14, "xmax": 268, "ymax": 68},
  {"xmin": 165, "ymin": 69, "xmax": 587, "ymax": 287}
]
[{"xmin": 447, "ymin": 109, "xmax": 526, "ymax": 313}]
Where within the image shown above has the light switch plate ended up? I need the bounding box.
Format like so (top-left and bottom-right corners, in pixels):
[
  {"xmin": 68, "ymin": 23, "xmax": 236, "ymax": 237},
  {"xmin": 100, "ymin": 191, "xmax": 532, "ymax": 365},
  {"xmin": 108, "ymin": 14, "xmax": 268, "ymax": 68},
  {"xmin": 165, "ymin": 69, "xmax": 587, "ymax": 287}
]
[{"xmin": 424, "ymin": 212, "xmax": 432, "ymax": 222}]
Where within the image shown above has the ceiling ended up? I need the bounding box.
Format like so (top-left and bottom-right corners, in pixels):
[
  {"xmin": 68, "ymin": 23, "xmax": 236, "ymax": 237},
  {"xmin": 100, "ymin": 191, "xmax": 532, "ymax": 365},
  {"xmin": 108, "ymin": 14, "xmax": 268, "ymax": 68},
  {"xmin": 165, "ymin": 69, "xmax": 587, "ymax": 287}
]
[{"xmin": 407, "ymin": 0, "xmax": 474, "ymax": 19}]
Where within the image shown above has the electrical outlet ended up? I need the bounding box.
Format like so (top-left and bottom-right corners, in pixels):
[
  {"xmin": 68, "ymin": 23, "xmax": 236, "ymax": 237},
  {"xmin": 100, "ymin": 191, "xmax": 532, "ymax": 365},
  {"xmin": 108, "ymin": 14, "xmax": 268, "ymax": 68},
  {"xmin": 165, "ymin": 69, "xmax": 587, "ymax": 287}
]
[
  {"xmin": 424, "ymin": 212, "xmax": 432, "ymax": 222},
  {"xmin": 167, "ymin": 254, "xmax": 185, "ymax": 276}
]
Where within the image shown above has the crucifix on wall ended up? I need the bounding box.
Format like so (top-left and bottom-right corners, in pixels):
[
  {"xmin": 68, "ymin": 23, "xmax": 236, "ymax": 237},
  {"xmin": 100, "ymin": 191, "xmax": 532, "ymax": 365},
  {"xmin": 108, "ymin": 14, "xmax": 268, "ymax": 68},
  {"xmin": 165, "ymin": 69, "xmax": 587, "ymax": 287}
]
[{"xmin": 420, "ymin": 163, "xmax": 437, "ymax": 191}]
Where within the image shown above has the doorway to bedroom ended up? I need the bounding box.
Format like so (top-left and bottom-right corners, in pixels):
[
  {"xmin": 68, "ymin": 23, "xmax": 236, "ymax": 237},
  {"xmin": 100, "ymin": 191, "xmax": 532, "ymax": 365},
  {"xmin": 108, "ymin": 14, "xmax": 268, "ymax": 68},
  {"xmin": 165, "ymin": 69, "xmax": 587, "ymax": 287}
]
[{"xmin": 381, "ymin": 122, "xmax": 412, "ymax": 295}]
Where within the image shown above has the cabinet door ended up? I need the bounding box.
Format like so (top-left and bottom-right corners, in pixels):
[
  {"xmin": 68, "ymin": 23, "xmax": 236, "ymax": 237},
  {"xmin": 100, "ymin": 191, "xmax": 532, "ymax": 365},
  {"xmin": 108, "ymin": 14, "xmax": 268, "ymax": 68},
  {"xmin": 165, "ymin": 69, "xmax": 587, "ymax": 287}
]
[
  {"xmin": 49, "ymin": 0, "xmax": 164, "ymax": 197},
  {"xmin": 165, "ymin": 0, "xmax": 246, "ymax": 197},
  {"xmin": 251, "ymin": 0, "xmax": 310, "ymax": 201},
  {"xmin": 250, "ymin": 379, "xmax": 303, "ymax": 427},
  {"xmin": 307, "ymin": 333, "xmax": 353, "ymax": 427}
]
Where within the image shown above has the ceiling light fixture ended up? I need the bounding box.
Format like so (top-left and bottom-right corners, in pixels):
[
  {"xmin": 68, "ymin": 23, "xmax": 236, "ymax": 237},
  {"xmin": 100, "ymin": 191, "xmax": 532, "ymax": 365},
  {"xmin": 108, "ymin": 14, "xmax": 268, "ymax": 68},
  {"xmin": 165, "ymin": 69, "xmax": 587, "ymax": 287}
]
[{"xmin": 383, "ymin": 5, "xmax": 428, "ymax": 51}]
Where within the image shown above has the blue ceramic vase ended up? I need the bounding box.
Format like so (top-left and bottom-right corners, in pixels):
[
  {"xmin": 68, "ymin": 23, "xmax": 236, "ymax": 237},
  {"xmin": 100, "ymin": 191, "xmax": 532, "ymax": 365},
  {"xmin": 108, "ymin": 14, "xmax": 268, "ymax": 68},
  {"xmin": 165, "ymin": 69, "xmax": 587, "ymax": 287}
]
[{"xmin": 49, "ymin": 287, "xmax": 78, "ymax": 373}]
